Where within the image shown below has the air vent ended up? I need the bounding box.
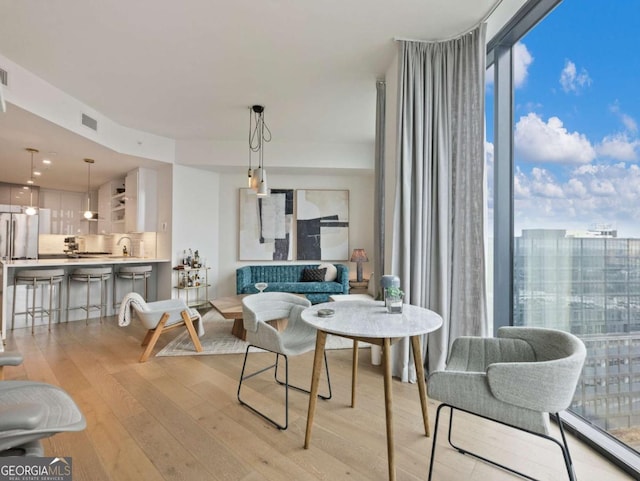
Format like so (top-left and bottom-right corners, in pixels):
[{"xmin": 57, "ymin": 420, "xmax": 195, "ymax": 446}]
[
  {"xmin": 81, "ymin": 113, "xmax": 98, "ymax": 131},
  {"xmin": 0, "ymin": 68, "xmax": 7, "ymax": 86}
]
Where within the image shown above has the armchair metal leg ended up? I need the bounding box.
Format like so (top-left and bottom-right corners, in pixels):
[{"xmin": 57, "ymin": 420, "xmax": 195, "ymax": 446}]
[
  {"xmin": 237, "ymin": 345, "xmax": 332, "ymax": 430},
  {"xmin": 428, "ymin": 403, "xmax": 577, "ymax": 481}
]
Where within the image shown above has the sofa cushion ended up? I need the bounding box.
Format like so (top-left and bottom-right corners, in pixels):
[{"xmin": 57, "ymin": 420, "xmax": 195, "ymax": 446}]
[
  {"xmin": 318, "ymin": 262, "xmax": 338, "ymax": 281},
  {"xmin": 302, "ymin": 268, "xmax": 326, "ymax": 282}
]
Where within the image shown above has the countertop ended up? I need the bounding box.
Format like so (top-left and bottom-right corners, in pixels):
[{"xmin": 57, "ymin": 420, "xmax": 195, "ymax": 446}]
[{"xmin": 1, "ymin": 257, "xmax": 170, "ymax": 268}]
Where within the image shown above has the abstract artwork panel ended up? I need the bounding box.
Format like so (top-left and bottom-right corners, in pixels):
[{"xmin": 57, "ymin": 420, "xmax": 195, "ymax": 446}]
[
  {"xmin": 239, "ymin": 188, "xmax": 293, "ymax": 260},
  {"xmin": 296, "ymin": 189, "xmax": 349, "ymax": 260}
]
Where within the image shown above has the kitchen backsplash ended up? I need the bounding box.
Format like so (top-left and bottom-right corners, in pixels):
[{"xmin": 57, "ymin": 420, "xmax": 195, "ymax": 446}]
[{"xmin": 39, "ymin": 232, "xmax": 157, "ymax": 258}]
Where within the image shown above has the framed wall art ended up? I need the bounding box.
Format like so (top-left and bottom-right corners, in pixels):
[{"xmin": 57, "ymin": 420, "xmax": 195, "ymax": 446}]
[
  {"xmin": 239, "ymin": 188, "xmax": 294, "ymax": 260},
  {"xmin": 296, "ymin": 189, "xmax": 349, "ymax": 260}
]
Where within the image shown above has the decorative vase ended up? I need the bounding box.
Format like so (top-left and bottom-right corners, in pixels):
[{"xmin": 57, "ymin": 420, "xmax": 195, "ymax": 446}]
[{"xmin": 385, "ymin": 294, "xmax": 403, "ymax": 313}]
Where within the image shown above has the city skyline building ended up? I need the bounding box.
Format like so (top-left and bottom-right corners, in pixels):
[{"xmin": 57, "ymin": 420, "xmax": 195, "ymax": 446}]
[{"xmin": 515, "ymin": 228, "xmax": 640, "ymax": 449}]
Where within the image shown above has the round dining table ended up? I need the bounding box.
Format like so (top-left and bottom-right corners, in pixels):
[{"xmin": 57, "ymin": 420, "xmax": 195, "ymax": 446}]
[{"xmin": 301, "ymin": 300, "xmax": 443, "ymax": 481}]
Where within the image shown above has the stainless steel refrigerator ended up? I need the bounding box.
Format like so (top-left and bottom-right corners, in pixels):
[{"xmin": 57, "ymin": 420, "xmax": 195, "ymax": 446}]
[{"xmin": 0, "ymin": 212, "xmax": 38, "ymax": 260}]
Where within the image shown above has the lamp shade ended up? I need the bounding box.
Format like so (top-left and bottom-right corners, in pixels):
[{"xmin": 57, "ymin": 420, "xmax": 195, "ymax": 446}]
[{"xmin": 350, "ymin": 248, "xmax": 369, "ymax": 263}]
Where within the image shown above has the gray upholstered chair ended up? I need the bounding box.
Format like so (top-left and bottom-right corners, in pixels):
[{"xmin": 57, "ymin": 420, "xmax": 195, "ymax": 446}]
[
  {"xmin": 427, "ymin": 326, "xmax": 586, "ymax": 481},
  {"xmin": 0, "ymin": 352, "xmax": 86, "ymax": 456},
  {"xmin": 237, "ymin": 292, "xmax": 332, "ymax": 429}
]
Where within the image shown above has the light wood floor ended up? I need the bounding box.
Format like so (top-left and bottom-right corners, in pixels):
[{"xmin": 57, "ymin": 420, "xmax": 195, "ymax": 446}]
[{"xmin": 3, "ymin": 317, "xmax": 634, "ymax": 481}]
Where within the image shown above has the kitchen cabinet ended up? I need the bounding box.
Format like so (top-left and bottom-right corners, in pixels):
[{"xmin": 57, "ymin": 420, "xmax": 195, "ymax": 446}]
[
  {"xmin": 125, "ymin": 168, "xmax": 157, "ymax": 233},
  {"xmin": 39, "ymin": 189, "xmax": 94, "ymax": 235},
  {"xmin": 0, "ymin": 183, "xmax": 39, "ymax": 210},
  {"xmin": 97, "ymin": 178, "xmax": 125, "ymax": 234}
]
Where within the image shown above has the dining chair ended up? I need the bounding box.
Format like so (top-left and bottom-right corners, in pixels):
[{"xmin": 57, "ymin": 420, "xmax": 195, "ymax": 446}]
[
  {"xmin": 426, "ymin": 326, "xmax": 586, "ymax": 481},
  {"xmin": 0, "ymin": 352, "xmax": 86, "ymax": 456},
  {"xmin": 238, "ymin": 292, "xmax": 332, "ymax": 429}
]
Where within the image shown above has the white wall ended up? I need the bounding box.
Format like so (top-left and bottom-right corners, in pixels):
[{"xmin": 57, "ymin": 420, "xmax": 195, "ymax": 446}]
[
  {"xmin": 216, "ymin": 171, "xmax": 375, "ymax": 297},
  {"xmin": 177, "ymin": 139, "xmax": 374, "ymax": 171},
  {"xmin": 171, "ymin": 165, "xmax": 220, "ymax": 298},
  {"xmin": 0, "ymin": 53, "xmax": 175, "ymax": 163}
]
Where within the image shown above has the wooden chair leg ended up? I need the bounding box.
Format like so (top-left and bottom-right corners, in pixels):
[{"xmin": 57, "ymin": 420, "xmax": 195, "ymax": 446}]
[
  {"xmin": 141, "ymin": 329, "xmax": 154, "ymax": 347},
  {"xmin": 181, "ymin": 310, "xmax": 203, "ymax": 353},
  {"xmin": 139, "ymin": 313, "xmax": 170, "ymax": 363}
]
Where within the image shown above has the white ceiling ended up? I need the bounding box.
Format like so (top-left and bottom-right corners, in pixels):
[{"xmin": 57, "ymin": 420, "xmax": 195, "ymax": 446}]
[{"xmin": 0, "ymin": 0, "xmax": 517, "ymax": 192}]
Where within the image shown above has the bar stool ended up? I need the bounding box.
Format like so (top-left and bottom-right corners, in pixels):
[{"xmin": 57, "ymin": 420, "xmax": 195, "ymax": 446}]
[
  {"xmin": 11, "ymin": 269, "xmax": 65, "ymax": 334},
  {"xmin": 66, "ymin": 267, "xmax": 112, "ymax": 324},
  {"xmin": 112, "ymin": 265, "xmax": 153, "ymax": 310}
]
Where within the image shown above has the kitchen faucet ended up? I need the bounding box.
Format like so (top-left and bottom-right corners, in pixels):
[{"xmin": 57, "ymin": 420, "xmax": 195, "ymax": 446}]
[{"xmin": 116, "ymin": 236, "xmax": 132, "ymax": 256}]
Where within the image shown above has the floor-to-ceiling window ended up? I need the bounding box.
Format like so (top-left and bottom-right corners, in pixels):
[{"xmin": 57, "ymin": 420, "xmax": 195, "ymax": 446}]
[{"xmin": 490, "ymin": 0, "xmax": 640, "ymax": 475}]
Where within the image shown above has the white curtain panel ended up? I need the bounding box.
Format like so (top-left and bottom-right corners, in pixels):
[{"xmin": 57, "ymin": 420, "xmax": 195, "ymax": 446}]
[
  {"xmin": 391, "ymin": 24, "xmax": 488, "ymax": 381},
  {"xmin": 373, "ymin": 79, "xmax": 386, "ymax": 298}
]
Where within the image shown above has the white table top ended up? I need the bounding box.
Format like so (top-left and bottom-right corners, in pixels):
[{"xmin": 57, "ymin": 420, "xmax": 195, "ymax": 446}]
[{"xmin": 301, "ymin": 300, "xmax": 443, "ymax": 338}]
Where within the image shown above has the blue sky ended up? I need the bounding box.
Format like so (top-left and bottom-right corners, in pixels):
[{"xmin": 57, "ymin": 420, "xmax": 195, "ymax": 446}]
[{"xmin": 486, "ymin": 0, "xmax": 640, "ymax": 237}]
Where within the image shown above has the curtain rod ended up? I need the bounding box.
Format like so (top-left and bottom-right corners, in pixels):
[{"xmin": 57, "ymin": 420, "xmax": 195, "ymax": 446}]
[{"xmin": 393, "ymin": 0, "xmax": 504, "ymax": 43}]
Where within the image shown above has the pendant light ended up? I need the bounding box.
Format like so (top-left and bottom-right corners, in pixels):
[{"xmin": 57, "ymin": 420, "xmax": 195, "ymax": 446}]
[
  {"xmin": 83, "ymin": 158, "xmax": 95, "ymax": 219},
  {"xmin": 24, "ymin": 148, "xmax": 38, "ymax": 216},
  {"xmin": 248, "ymin": 105, "xmax": 271, "ymax": 197}
]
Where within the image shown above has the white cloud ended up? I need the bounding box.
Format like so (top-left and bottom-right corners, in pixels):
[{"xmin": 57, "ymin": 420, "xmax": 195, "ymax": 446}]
[
  {"xmin": 486, "ymin": 42, "xmax": 532, "ymax": 89},
  {"xmin": 610, "ymin": 103, "xmax": 638, "ymax": 133},
  {"xmin": 596, "ymin": 133, "xmax": 639, "ymax": 161},
  {"xmin": 485, "ymin": 141, "xmax": 494, "ymax": 166},
  {"xmin": 514, "ymin": 169, "xmax": 531, "ymax": 198},
  {"xmin": 622, "ymin": 114, "xmax": 637, "ymax": 133},
  {"xmin": 530, "ymin": 168, "xmax": 565, "ymax": 198},
  {"xmin": 515, "ymin": 162, "xmax": 640, "ymax": 236},
  {"xmin": 513, "ymin": 42, "xmax": 533, "ymax": 89},
  {"xmin": 515, "ymin": 113, "xmax": 596, "ymax": 164},
  {"xmin": 589, "ymin": 179, "xmax": 616, "ymax": 196},
  {"xmin": 559, "ymin": 60, "xmax": 591, "ymax": 93},
  {"xmin": 565, "ymin": 178, "xmax": 587, "ymax": 198}
]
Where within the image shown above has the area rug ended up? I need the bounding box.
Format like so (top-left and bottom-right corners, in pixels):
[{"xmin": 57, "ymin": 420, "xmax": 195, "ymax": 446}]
[{"xmin": 155, "ymin": 309, "xmax": 363, "ymax": 357}]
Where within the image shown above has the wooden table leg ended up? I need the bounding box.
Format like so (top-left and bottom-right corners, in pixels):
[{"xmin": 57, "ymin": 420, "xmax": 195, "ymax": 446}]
[
  {"xmin": 411, "ymin": 335, "xmax": 430, "ymax": 437},
  {"xmin": 230, "ymin": 318, "xmax": 246, "ymax": 340},
  {"xmin": 351, "ymin": 340, "xmax": 359, "ymax": 408},
  {"xmin": 382, "ymin": 337, "xmax": 396, "ymax": 481},
  {"xmin": 304, "ymin": 330, "xmax": 327, "ymax": 449}
]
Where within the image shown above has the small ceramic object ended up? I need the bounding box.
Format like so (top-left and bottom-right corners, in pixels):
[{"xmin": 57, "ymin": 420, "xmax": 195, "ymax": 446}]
[{"xmin": 255, "ymin": 282, "xmax": 268, "ymax": 293}]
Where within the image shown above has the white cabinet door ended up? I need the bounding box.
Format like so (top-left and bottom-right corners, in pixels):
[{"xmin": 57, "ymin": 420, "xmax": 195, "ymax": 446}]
[
  {"xmin": 40, "ymin": 189, "xmax": 61, "ymax": 234},
  {"xmin": 60, "ymin": 191, "xmax": 85, "ymax": 235},
  {"xmin": 125, "ymin": 168, "xmax": 157, "ymax": 233},
  {"xmin": 97, "ymin": 183, "xmax": 112, "ymax": 234},
  {"xmin": 124, "ymin": 170, "xmax": 138, "ymax": 233}
]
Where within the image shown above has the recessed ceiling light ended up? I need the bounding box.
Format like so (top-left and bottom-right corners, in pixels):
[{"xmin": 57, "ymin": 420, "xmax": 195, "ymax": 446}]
[
  {"xmin": 42, "ymin": 159, "xmax": 51, "ymax": 164},
  {"xmin": 26, "ymin": 180, "xmax": 34, "ymax": 184},
  {"xmin": 33, "ymin": 171, "xmax": 41, "ymax": 176}
]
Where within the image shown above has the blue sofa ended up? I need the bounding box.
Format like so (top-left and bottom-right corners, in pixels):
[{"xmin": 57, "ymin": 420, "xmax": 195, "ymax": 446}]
[{"xmin": 236, "ymin": 264, "xmax": 349, "ymax": 304}]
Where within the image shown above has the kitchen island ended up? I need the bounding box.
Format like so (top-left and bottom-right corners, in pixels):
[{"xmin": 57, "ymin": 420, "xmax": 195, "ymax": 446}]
[{"xmin": 0, "ymin": 256, "xmax": 171, "ymax": 340}]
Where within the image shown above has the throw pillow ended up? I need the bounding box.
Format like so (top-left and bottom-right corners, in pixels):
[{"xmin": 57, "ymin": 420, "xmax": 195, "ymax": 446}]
[
  {"xmin": 318, "ymin": 262, "xmax": 337, "ymax": 282},
  {"xmin": 302, "ymin": 268, "xmax": 327, "ymax": 282}
]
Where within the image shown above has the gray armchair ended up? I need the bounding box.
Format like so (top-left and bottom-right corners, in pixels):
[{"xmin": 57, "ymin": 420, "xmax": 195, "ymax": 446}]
[
  {"xmin": 0, "ymin": 352, "xmax": 86, "ymax": 456},
  {"xmin": 237, "ymin": 292, "xmax": 332, "ymax": 429},
  {"xmin": 427, "ymin": 327, "xmax": 586, "ymax": 481}
]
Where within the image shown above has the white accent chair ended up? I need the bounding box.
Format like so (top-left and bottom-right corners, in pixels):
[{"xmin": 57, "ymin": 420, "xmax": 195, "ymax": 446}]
[
  {"xmin": 120, "ymin": 293, "xmax": 203, "ymax": 362},
  {"xmin": 427, "ymin": 327, "xmax": 586, "ymax": 481},
  {"xmin": 237, "ymin": 292, "xmax": 332, "ymax": 429}
]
